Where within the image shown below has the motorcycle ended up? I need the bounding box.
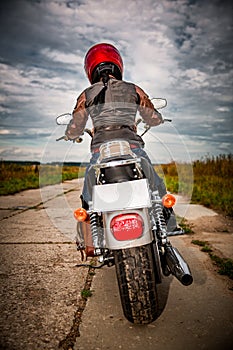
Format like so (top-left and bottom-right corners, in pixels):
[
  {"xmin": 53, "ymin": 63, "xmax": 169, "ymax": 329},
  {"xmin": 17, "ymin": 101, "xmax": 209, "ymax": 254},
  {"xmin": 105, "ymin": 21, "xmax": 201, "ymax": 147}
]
[{"xmin": 56, "ymin": 98, "xmax": 193, "ymax": 325}]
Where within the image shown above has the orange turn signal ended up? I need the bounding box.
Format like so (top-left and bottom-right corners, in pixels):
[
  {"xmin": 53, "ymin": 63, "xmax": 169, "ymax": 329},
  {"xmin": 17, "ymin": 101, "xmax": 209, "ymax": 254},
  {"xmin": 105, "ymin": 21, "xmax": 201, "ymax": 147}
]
[
  {"xmin": 74, "ymin": 208, "xmax": 88, "ymax": 222},
  {"xmin": 162, "ymin": 194, "xmax": 176, "ymax": 208}
]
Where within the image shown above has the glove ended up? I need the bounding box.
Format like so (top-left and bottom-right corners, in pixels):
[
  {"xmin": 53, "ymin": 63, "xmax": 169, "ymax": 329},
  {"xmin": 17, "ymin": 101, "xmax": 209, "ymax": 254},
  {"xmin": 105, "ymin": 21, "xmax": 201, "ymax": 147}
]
[
  {"xmin": 155, "ymin": 109, "xmax": 164, "ymax": 123},
  {"xmin": 65, "ymin": 120, "xmax": 81, "ymax": 141},
  {"xmin": 151, "ymin": 109, "xmax": 164, "ymax": 125}
]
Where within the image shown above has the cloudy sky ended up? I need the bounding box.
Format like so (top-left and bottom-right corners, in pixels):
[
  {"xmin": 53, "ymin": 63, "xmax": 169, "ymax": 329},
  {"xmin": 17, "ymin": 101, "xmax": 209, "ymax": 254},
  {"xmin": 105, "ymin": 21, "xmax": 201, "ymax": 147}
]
[{"xmin": 0, "ymin": 0, "xmax": 232, "ymax": 164}]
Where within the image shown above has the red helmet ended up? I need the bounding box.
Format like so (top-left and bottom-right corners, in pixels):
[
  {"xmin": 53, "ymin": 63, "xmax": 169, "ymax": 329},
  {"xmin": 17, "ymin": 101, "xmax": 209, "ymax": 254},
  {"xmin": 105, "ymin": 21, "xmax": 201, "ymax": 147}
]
[{"xmin": 84, "ymin": 43, "xmax": 123, "ymax": 84}]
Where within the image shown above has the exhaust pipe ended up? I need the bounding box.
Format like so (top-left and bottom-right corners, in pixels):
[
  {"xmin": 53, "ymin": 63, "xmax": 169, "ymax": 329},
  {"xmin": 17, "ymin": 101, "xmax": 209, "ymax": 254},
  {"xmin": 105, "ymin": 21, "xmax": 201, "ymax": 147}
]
[{"xmin": 165, "ymin": 244, "xmax": 193, "ymax": 286}]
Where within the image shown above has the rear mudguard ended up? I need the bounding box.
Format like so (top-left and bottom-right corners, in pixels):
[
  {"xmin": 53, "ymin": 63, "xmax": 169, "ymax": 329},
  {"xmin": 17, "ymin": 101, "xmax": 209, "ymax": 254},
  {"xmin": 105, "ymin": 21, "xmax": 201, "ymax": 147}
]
[{"xmin": 91, "ymin": 179, "xmax": 154, "ymax": 250}]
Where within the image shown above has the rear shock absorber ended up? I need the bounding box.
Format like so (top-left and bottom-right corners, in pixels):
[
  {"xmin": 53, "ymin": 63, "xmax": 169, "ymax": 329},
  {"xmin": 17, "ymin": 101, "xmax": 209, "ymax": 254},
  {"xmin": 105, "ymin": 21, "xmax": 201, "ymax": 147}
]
[
  {"xmin": 89, "ymin": 212, "xmax": 99, "ymax": 247},
  {"xmin": 151, "ymin": 191, "xmax": 168, "ymax": 245},
  {"xmin": 89, "ymin": 212, "xmax": 104, "ymax": 254},
  {"xmin": 151, "ymin": 190, "xmax": 171, "ymax": 277}
]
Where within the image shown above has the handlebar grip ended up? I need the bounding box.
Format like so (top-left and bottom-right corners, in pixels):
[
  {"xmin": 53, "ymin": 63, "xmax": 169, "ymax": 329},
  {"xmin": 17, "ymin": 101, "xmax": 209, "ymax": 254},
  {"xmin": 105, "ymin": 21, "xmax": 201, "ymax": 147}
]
[
  {"xmin": 56, "ymin": 135, "xmax": 68, "ymax": 141},
  {"xmin": 136, "ymin": 118, "xmax": 142, "ymax": 126},
  {"xmin": 56, "ymin": 135, "xmax": 83, "ymax": 142},
  {"xmin": 75, "ymin": 138, "xmax": 83, "ymax": 143}
]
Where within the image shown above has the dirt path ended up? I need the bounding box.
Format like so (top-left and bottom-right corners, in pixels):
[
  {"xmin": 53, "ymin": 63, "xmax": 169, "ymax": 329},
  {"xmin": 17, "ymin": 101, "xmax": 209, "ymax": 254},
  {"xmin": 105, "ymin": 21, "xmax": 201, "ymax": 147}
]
[
  {"xmin": 175, "ymin": 194, "xmax": 233, "ymax": 260},
  {"xmin": 0, "ymin": 182, "xmax": 233, "ymax": 350}
]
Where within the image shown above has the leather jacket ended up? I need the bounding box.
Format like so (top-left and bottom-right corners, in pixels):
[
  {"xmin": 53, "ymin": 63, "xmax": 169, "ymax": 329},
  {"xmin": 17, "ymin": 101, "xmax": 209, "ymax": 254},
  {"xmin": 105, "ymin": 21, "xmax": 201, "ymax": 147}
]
[{"xmin": 66, "ymin": 78, "xmax": 163, "ymax": 150}]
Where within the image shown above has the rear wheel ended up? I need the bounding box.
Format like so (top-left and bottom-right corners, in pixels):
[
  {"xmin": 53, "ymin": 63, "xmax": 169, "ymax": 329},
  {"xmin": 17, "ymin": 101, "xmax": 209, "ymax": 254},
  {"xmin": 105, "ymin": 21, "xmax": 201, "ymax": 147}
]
[{"xmin": 114, "ymin": 244, "xmax": 159, "ymax": 324}]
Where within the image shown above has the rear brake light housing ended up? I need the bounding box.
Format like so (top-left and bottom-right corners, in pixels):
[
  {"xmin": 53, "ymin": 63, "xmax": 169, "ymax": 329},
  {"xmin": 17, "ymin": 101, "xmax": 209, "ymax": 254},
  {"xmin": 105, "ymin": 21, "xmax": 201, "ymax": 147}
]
[{"xmin": 110, "ymin": 213, "xmax": 144, "ymax": 241}]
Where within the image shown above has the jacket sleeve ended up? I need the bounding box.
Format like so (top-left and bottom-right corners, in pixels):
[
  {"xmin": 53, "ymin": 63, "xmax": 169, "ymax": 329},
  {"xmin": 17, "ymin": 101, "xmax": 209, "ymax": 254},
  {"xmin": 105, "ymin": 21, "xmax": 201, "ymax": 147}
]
[
  {"xmin": 65, "ymin": 91, "xmax": 89, "ymax": 139},
  {"xmin": 135, "ymin": 85, "xmax": 163, "ymax": 126}
]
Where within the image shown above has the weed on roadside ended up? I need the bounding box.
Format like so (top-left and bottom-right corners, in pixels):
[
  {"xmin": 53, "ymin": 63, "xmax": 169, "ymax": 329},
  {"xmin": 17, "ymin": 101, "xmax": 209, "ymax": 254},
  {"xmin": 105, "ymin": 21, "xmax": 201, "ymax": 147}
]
[
  {"xmin": 81, "ymin": 289, "xmax": 93, "ymax": 299},
  {"xmin": 59, "ymin": 259, "xmax": 96, "ymax": 349},
  {"xmin": 209, "ymin": 254, "xmax": 233, "ymax": 280},
  {"xmin": 192, "ymin": 240, "xmax": 233, "ymax": 280},
  {"xmin": 179, "ymin": 218, "xmax": 194, "ymax": 234}
]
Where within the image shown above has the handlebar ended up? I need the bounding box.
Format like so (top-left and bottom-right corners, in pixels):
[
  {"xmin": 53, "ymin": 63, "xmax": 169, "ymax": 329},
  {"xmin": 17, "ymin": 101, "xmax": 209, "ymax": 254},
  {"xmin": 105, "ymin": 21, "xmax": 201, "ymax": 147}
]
[
  {"xmin": 56, "ymin": 128, "xmax": 93, "ymax": 143},
  {"xmin": 56, "ymin": 135, "xmax": 83, "ymax": 143},
  {"xmin": 137, "ymin": 117, "xmax": 172, "ymax": 137},
  {"xmin": 56, "ymin": 119, "xmax": 172, "ymax": 142},
  {"xmin": 136, "ymin": 118, "xmax": 172, "ymax": 126}
]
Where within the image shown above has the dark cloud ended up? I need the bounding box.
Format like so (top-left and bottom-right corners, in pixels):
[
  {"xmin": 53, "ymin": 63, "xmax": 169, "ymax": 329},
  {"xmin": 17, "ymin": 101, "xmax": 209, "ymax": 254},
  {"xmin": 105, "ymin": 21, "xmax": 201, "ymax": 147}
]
[{"xmin": 0, "ymin": 0, "xmax": 232, "ymax": 161}]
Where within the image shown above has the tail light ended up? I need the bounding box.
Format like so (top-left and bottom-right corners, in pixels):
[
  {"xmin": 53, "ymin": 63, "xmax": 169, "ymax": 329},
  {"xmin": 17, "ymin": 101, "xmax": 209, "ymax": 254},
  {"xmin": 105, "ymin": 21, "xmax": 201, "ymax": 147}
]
[
  {"xmin": 110, "ymin": 213, "xmax": 144, "ymax": 241},
  {"xmin": 162, "ymin": 194, "xmax": 176, "ymax": 208}
]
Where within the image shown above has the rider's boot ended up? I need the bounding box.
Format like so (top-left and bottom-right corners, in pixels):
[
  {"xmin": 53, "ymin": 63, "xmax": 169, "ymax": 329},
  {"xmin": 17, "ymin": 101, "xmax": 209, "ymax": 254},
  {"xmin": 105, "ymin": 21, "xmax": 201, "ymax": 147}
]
[
  {"xmin": 76, "ymin": 196, "xmax": 95, "ymax": 259},
  {"xmin": 163, "ymin": 207, "xmax": 184, "ymax": 236},
  {"xmin": 156, "ymin": 183, "xmax": 184, "ymax": 236},
  {"xmin": 76, "ymin": 221, "xmax": 95, "ymax": 259}
]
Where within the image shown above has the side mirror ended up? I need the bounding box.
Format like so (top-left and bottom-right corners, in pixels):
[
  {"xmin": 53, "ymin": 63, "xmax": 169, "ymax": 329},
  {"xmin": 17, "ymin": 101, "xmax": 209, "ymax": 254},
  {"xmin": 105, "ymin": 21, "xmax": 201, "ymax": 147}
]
[
  {"xmin": 151, "ymin": 98, "xmax": 167, "ymax": 110},
  {"xmin": 56, "ymin": 113, "xmax": 72, "ymax": 125}
]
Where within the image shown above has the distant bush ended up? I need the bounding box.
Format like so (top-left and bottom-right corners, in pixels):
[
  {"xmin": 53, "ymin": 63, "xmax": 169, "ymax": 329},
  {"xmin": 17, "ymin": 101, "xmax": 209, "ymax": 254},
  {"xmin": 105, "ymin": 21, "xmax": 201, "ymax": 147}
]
[
  {"xmin": 156, "ymin": 154, "xmax": 233, "ymax": 217},
  {"xmin": 191, "ymin": 154, "xmax": 233, "ymax": 216}
]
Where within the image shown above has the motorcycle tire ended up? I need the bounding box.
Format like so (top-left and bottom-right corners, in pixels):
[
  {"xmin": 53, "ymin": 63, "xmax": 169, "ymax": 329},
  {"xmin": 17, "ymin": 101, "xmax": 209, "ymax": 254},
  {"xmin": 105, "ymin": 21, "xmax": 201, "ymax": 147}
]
[{"xmin": 114, "ymin": 244, "xmax": 159, "ymax": 324}]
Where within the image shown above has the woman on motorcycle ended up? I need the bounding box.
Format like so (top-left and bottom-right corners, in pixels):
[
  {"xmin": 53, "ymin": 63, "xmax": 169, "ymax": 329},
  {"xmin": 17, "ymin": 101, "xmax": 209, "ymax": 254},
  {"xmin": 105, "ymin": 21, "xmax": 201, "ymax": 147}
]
[{"xmin": 65, "ymin": 43, "xmax": 180, "ymax": 233}]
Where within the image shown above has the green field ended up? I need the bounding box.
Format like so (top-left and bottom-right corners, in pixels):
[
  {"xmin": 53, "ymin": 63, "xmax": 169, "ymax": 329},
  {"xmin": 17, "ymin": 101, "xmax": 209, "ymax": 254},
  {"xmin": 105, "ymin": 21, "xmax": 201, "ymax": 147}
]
[
  {"xmin": 156, "ymin": 154, "xmax": 233, "ymax": 217},
  {"xmin": 0, "ymin": 162, "xmax": 85, "ymax": 195},
  {"xmin": 1, "ymin": 154, "xmax": 232, "ymax": 217}
]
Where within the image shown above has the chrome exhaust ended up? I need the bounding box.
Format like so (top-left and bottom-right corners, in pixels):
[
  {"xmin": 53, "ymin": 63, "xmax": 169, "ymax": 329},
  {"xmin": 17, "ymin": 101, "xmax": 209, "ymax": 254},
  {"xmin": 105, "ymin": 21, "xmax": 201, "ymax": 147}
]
[{"xmin": 165, "ymin": 244, "xmax": 193, "ymax": 286}]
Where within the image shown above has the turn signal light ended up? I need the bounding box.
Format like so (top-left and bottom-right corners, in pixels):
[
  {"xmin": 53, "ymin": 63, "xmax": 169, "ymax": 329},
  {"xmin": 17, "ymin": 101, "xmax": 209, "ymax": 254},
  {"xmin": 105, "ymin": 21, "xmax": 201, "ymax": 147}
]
[
  {"xmin": 74, "ymin": 208, "xmax": 88, "ymax": 222},
  {"xmin": 162, "ymin": 194, "xmax": 176, "ymax": 208}
]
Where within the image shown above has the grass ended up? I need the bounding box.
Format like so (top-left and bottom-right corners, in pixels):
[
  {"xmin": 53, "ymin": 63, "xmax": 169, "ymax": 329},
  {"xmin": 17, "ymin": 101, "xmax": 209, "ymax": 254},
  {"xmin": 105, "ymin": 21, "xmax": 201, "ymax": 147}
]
[
  {"xmin": 1, "ymin": 154, "xmax": 232, "ymax": 218},
  {"xmin": 0, "ymin": 162, "xmax": 86, "ymax": 195},
  {"xmin": 178, "ymin": 218, "xmax": 194, "ymax": 234},
  {"xmin": 156, "ymin": 154, "xmax": 233, "ymax": 217},
  {"xmin": 81, "ymin": 289, "xmax": 93, "ymax": 299},
  {"xmin": 192, "ymin": 240, "xmax": 233, "ymax": 280},
  {"xmin": 191, "ymin": 239, "xmax": 213, "ymax": 253},
  {"xmin": 209, "ymin": 254, "xmax": 233, "ymax": 279}
]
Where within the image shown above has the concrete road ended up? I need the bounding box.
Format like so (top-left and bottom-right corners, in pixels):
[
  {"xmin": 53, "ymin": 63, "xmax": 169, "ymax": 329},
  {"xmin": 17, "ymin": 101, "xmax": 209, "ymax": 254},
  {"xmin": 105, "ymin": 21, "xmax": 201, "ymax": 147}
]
[
  {"xmin": 0, "ymin": 179, "xmax": 88, "ymax": 350},
  {"xmin": 0, "ymin": 180, "xmax": 233, "ymax": 350},
  {"xmin": 76, "ymin": 233, "xmax": 233, "ymax": 350}
]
